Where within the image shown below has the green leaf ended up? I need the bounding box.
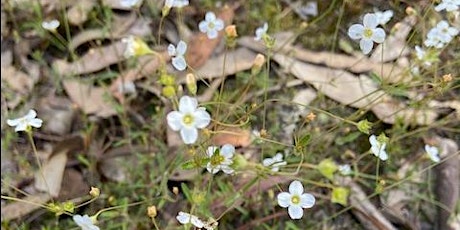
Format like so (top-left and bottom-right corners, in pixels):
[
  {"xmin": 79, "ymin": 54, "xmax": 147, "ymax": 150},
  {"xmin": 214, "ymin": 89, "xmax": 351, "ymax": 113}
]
[
  {"xmin": 180, "ymin": 183, "xmax": 193, "ymax": 203},
  {"xmin": 369, "ymin": 72, "xmax": 382, "ymax": 85},
  {"xmin": 297, "ymin": 134, "xmax": 311, "ymax": 147},
  {"xmin": 317, "ymin": 158, "xmax": 338, "ymax": 181},
  {"xmin": 181, "ymin": 160, "xmax": 197, "ymax": 170},
  {"xmin": 335, "ymin": 131, "xmax": 361, "ymax": 145},
  {"xmin": 331, "ymin": 186, "xmax": 349, "ymax": 206}
]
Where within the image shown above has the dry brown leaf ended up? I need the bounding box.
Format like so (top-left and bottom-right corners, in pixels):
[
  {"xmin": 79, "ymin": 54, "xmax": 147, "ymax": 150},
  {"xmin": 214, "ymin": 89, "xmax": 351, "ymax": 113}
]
[
  {"xmin": 102, "ymin": 0, "xmax": 144, "ymax": 10},
  {"xmin": 63, "ymin": 80, "xmax": 117, "ymax": 118},
  {"xmin": 67, "ymin": 0, "xmax": 96, "ymax": 26},
  {"xmin": 274, "ymin": 54, "xmax": 437, "ymax": 125},
  {"xmin": 186, "ymin": 6, "xmax": 235, "ymax": 69},
  {"xmin": 57, "ymin": 168, "xmax": 89, "ymax": 201},
  {"xmin": 371, "ymin": 15, "xmax": 416, "ymax": 62},
  {"xmin": 238, "ymin": 32, "xmax": 407, "ymax": 83},
  {"xmin": 34, "ymin": 150, "xmax": 67, "ymax": 197},
  {"xmin": 1, "ymin": 193, "xmax": 51, "ymax": 221},
  {"xmin": 178, "ymin": 47, "xmax": 257, "ymax": 84},
  {"xmin": 1, "ymin": 66, "xmax": 34, "ymax": 94},
  {"xmin": 38, "ymin": 96, "xmax": 75, "ymax": 135},
  {"xmin": 69, "ymin": 13, "xmax": 152, "ymax": 50},
  {"xmin": 211, "ymin": 127, "xmax": 252, "ymax": 147},
  {"xmin": 53, "ymin": 41, "xmax": 125, "ymax": 76}
]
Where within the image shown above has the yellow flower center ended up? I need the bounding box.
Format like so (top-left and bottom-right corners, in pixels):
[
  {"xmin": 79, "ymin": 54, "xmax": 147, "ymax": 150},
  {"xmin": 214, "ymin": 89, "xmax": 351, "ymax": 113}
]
[
  {"xmin": 363, "ymin": 28, "xmax": 373, "ymax": 38},
  {"xmin": 208, "ymin": 22, "xmax": 215, "ymax": 29},
  {"xmin": 210, "ymin": 154, "xmax": 225, "ymax": 166},
  {"xmin": 182, "ymin": 114, "xmax": 194, "ymax": 126},
  {"xmin": 291, "ymin": 195, "xmax": 300, "ymax": 205}
]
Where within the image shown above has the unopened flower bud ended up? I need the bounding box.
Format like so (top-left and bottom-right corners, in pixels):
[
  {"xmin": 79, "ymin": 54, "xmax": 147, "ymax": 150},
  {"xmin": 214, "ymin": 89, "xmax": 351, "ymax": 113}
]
[
  {"xmin": 405, "ymin": 6, "xmax": 416, "ymax": 15},
  {"xmin": 89, "ymin": 187, "xmax": 100, "ymax": 197},
  {"xmin": 162, "ymin": 85, "xmax": 176, "ymax": 98},
  {"xmin": 225, "ymin": 25, "xmax": 238, "ymax": 38},
  {"xmin": 185, "ymin": 73, "xmax": 197, "ymax": 95},
  {"xmin": 173, "ymin": 186, "xmax": 179, "ymax": 195},
  {"xmin": 147, "ymin": 205, "xmax": 157, "ymax": 218},
  {"xmin": 251, "ymin": 54, "xmax": 266, "ymax": 75}
]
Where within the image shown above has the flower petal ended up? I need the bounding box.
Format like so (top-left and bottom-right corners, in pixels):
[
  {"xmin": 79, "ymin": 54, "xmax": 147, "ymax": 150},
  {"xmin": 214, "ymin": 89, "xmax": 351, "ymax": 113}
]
[
  {"xmin": 360, "ymin": 38, "xmax": 374, "ymax": 54},
  {"xmin": 369, "ymin": 135, "xmax": 377, "ymax": 146},
  {"xmin": 167, "ymin": 44, "xmax": 176, "ymax": 56},
  {"xmin": 193, "ymin": 109, "xmax": 211, "ymax": 128},
  {"xmin": 167, "ymin": 111, "xmax": 183, "ymax": 131},
  {"xmin": 29, "ymin": 118, "xmax": 43, "ymax": 128},
  {"xmin": 289, "ymin": 180, "xmax": 304, "ymax": 195},
  {"xmin": 207, "ymin": 29, "xmax": 218, "ymax": 39},
  {"xmin": 207, "ymin": 146, "xmax": 219, "ymax": 157},
  {"xmin": 176, "ymin": 41, "xmax": 187, "ymax": 55},
  {"xmin": 348, "ymin": 24, "xmax": 364, "ymax": 40},
  {"xmin": 205, "ymin": 12, "xmax": 216, "ymax": 21},
  {"xmin": 172, "ymin": 56, "xmax": 187, "ymax": 71},
  {"xmin": 199, "ymin": 21, "xmax": 208, "ymax": 33},
  {"xmin": 222, "ymin": 166, "xmax": 234, "ymax": 174},
  {"xmin": 214, "ymin": 19, "xmax": 224, "ymax": 30},
  {"xmin": 277, "ymin": 192, "xmax": 291, "ymax": 208},
  {"xmin": 372, "ymin": 28, "xmax": 386, "ymax": 43},
  {"xmin": 26, "ymin": 109, "xmax": 37, "ymax": 119},
  {"xmin": 300, "ymin": 193, "xmax": 316, "ymax": 208},
  {"xmin": 220, "ymin": 144, "xmax": 235, "ymax": 158},
  {"xmin": 6, "ymin": 119, "xmax": 20, "ymax": 127},
  {"xmin": 363, "ymin": 13, "xmax": 378, "ymax": 28},
  {"xmin": 179, "ymin": 96, "xmax": 197, "ymax": 113},
  {"xmin": 15, "ymin": 123, "xmax": 27, "ymax": 132},
  {"xmin": 288, "ymin": 205, "xmax": 304, "ymax": 219},
  {"xmin": 180, "ymin": 127, "xmax": 198, "ymax": 144}
]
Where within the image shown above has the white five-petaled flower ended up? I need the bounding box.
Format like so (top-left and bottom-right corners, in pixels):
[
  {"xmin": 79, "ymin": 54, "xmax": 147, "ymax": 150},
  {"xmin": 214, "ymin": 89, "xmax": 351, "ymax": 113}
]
[
  {"xmin": 374, "ymin": 10, "xmax": 393, "ymax": 25},
  {"xmin": 254, "ymin": 22, "xmax": 268, "ymax": 41},
  {"xmin": 369, "ymin": 135, "xmax": 388, "ymax": 161},
  {"xmin": 263, "ymin": 153, "xmax": 287, "ymax": 172},
  {"xmin": 165, "ymin": 0, "xmax": 189, "ymax": 8},
  {"xmin": 338, "ymin": 164, "xmax": 352, "ymax": 176},
  {"xmin": 168, "ymin": 40, "xmax": 187, "ymax": 71},
  {"xmin": 120, "ymin": 0, "xmax": 141, "ymax": 8},
  {"xmin": 347, "ymin": 13, "xmax": 386, "ymax": 54},
  {"xmin": 73, "ymin": 214, "xmax": 100, "ymax": 230},
  {"xmin": 199, "ymin": 12, "xmax": 224, "ymax": 39},
  {"xmin": 122, "ymin": 36, "xmax": 137, "ymax": 58},
  {"xmin": 425, "ymin": 145, "xmax": 440, "ymax": 163},
  {"xmin": 7, "ymin": 109, "xmax": 43, "ymax": 132},
  {"xmin": 424, "ymin": 20, "xmax": 459, "ymax": 48},
  {"xmin": 206, "ymin": 144, "xmax": 235, "ymax": 174},
  {"xmin": 176, "ymin": 212, "xmax": 205, "ymax": 229},
  {"xmin": 41, "ymin": 19, "xmax": 60, "ymax": 31},
  {"xmin": 167, "ymin": 96, "xmax": 211, "ymax": 144},
  {"xmin": 277, "ymin": 180, "xmax": 315, "ymax": 220},
  {"xmin": 435, "ymin": 0, "xmax": 460, "ymax": 12}
]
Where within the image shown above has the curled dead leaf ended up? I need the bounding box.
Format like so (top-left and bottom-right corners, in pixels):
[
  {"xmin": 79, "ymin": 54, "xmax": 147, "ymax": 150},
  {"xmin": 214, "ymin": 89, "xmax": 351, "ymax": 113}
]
[{"xmin": 211, "ymin": 127, "xmax": 252, "ymax": 147}]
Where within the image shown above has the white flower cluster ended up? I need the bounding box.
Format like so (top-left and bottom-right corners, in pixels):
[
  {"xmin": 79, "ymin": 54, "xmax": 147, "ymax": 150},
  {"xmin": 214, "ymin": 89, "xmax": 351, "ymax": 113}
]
[{"xmin": 424, "ymin": 20, "xmax": 459, "ymax": 49}]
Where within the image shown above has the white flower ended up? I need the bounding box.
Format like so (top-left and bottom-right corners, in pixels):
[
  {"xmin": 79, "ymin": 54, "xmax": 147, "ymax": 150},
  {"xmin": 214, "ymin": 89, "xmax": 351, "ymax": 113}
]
[
  {"xmin": 424, "ymin": 20, "xmax": 459, "ymax": 48},
  {"xmin": 73, "ymin": 215, "xmax": 99, "ymax": 230},
  {"xmin": 277, "ymin": 180, "xmax": 315, "ymax": 219},
  {"xmin": 414, "ymin": 45, "xmax": 432, "ymax": 66},
  {"xmin": 199, "ymin": 12, "xmax": 224, "ymax": 39},
  {"xmin": 263, "ymin": 153, "xmax": 287, "ymax": 172},
  {"xmin": 425, "ymin": 145, "xmax": 440, "ymax": 163},
  {"xmin": 120, "ymin": 0, "xmax": 141, "ymax": 8},
  {"xmin": 176, "ymin": 212, "xmax": 205, "ymax": 228},
  {"xmin": 206, "ymin": 144, "xmax": 235, "ymax": 174},
  {"xmin": 374, "ymin": 10, "xmax": 393, "ymax": 25},
  {"xmin": 167, "ymin": 96, "xmax": 211, "ymax": 144},
  {"xmin": 254, "ymin": 22, "xmax": 268, "ymax": 41},
  {"xmin": 122, "ymin": 36, "xmax": 137, "ymax": 58},
  {"xmin": 338, "ymin": 164, "xmax": 352, "ymax": 176},
  {"xmin": 347, "ymin": 13, "xmax": 386, "ymax": 54},
  {"xmin": 369, "ymin": 135, "xmax": 388, "ymax": 161},
  {"xmin": 168, "ymin": 40, "xmax": 187, "ymax": 71},
  {"xmin": 117, "ymin": 80, "xmax": 136, "ymax": 95},
  {"xmin": 435, "ymin": 0, "xmax": 460, "ymax": 12},
  {"xmin": 165, "ymin": 0, "xmax": 189, "ymax": 8},
  {"xmin": 41, "ymin": 19, "xmax": 60, "ymax": 31},
  {"xmin": 7, "ymin": 109, "xmax": 43, "ymax": 132}
]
